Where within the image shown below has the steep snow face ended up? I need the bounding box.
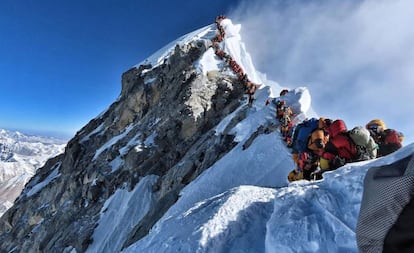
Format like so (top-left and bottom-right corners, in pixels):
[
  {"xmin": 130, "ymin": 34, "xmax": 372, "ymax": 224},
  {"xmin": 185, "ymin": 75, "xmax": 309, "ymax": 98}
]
[
  {"xmin": 0, "ymin": 129, "xmax": 66, "ymax": 216},
  {"xmin": 86, "ymin": 175, "xmax": 158, "ymax": 253},
  {"xmin": 122, "ymin": 144, "xmax": 414, "ymax": 253}
]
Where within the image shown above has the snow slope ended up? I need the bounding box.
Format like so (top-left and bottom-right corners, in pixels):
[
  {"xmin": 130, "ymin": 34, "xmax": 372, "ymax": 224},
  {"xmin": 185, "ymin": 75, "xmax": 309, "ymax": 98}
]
[
  {"xmin": 0, "ymin": 129, "xmax": 66, "ymax": 216},
  {"xmin": 86, "ymin": 175, "xmax": 159, "ymax": 253},
  {"xmin": 121, "ymin": 144, "xmax": 414, "ymax": 253},
  {"xmin": 82, "ymin": 18, "xmax": 414, "ymax": 253}
]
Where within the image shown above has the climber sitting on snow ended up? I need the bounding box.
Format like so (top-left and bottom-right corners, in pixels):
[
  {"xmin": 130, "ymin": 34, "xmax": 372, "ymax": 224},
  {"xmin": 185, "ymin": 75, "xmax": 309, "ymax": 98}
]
[
  {"xmin": 366, "ymin": 119, "xmax": 403, "ymax": 157},
  {"xmin": 287, "ymin": 118, "xmax": 320, "ymax": 182},
  {"xmin": 290, "ymin": 118, "xmax": 331, "ymax": 181}
]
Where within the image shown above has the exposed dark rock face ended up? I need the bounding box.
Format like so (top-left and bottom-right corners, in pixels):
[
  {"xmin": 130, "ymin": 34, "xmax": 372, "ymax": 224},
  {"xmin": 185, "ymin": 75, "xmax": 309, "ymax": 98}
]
[{"xmin": 0, "ymin": 40, "xmax": 248, "ymax": 252}]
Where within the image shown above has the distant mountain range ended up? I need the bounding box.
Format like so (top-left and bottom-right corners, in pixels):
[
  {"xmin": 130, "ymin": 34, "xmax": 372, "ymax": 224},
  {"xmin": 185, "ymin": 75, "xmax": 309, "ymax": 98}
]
[{"xmin": 0, "ymin": 129, "xmax": 66, "ymax": 216}]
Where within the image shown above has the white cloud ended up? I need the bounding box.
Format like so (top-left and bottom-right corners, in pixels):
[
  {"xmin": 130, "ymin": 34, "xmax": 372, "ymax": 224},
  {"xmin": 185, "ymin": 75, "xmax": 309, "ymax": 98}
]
[{"xmin": 229, "ymin": 0, "xmax": 414, "ymax": 143}]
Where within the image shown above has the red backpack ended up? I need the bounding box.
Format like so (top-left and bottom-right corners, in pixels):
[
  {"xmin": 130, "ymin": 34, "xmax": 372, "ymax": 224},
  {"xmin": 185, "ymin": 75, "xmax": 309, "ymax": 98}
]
[
  {"xmin": 326, "ymin": 119, "xmax": 347, "ymax": 138},
  {"xmin": 322, "ymin": 120, "xmax": 358, "ymax": 166},
  {"xmin": 330, "ymin": 134, "xmax": 358, "ymax": 160},
  {"xmin": 383, "ymin": 129, "xmax": 402, "ymax": 146}
]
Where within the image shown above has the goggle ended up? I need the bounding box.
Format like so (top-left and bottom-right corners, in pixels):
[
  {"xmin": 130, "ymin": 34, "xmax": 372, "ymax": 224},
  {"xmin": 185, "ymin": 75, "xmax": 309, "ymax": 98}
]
[{"xmin": 368, "ymin": 124, "xmax": 379, "ymax": 131}]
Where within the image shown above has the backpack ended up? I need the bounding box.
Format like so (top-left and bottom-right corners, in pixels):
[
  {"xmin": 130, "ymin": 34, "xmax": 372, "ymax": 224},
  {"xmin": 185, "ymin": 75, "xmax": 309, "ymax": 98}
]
[
  {"xmin": 383, "ymin": 129, "xmax": 402, "ymax": 146},
  {"xmin": 326, "ymin": 119, "xmax": 347, "ymax": 138},
  {"xmin": 377, "ymin": 129, "xmax": 403, "ymax": 157},
  {"xmin": 292, "ymin": 118, "xmax": 319, "ymax": 153},
  {"xmin": 330, "ymin": 133, "xmax": 358, "ymax": 161},
  {"xmin": 349, "ymin": 126, "xmax": 378, "ymax": 159}
]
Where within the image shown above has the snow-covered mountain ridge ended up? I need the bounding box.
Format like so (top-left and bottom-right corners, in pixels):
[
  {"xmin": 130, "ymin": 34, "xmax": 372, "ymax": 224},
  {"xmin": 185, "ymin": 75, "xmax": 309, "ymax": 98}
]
[
  {"xmin": 0, "ymin": 18, "xmax": 412, "ymax": 253},
  {"xmin": 0, "ymin": 129, "xmax": 66, "ymax": 217}
]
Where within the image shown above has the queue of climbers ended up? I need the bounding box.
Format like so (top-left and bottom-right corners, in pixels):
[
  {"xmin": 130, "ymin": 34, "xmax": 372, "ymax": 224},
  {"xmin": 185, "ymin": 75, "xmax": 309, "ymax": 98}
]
[
  {"xmin": 212, "ymin": 15, "xmax": 404, "ymax": 181},
  {"xmin": 271, "ymin": 90, "xmax": 404, "ymax": 182},
  {"xmin": 212, "ymin": 15, "xmax": 259, "ymax": 106}
]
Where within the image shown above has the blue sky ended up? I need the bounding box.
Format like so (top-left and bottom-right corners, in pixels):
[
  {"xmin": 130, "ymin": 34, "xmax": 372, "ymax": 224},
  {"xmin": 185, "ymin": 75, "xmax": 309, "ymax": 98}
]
[{"xmin": 0, "ymin": 0, "xmax": 240, "ymax": 138}]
